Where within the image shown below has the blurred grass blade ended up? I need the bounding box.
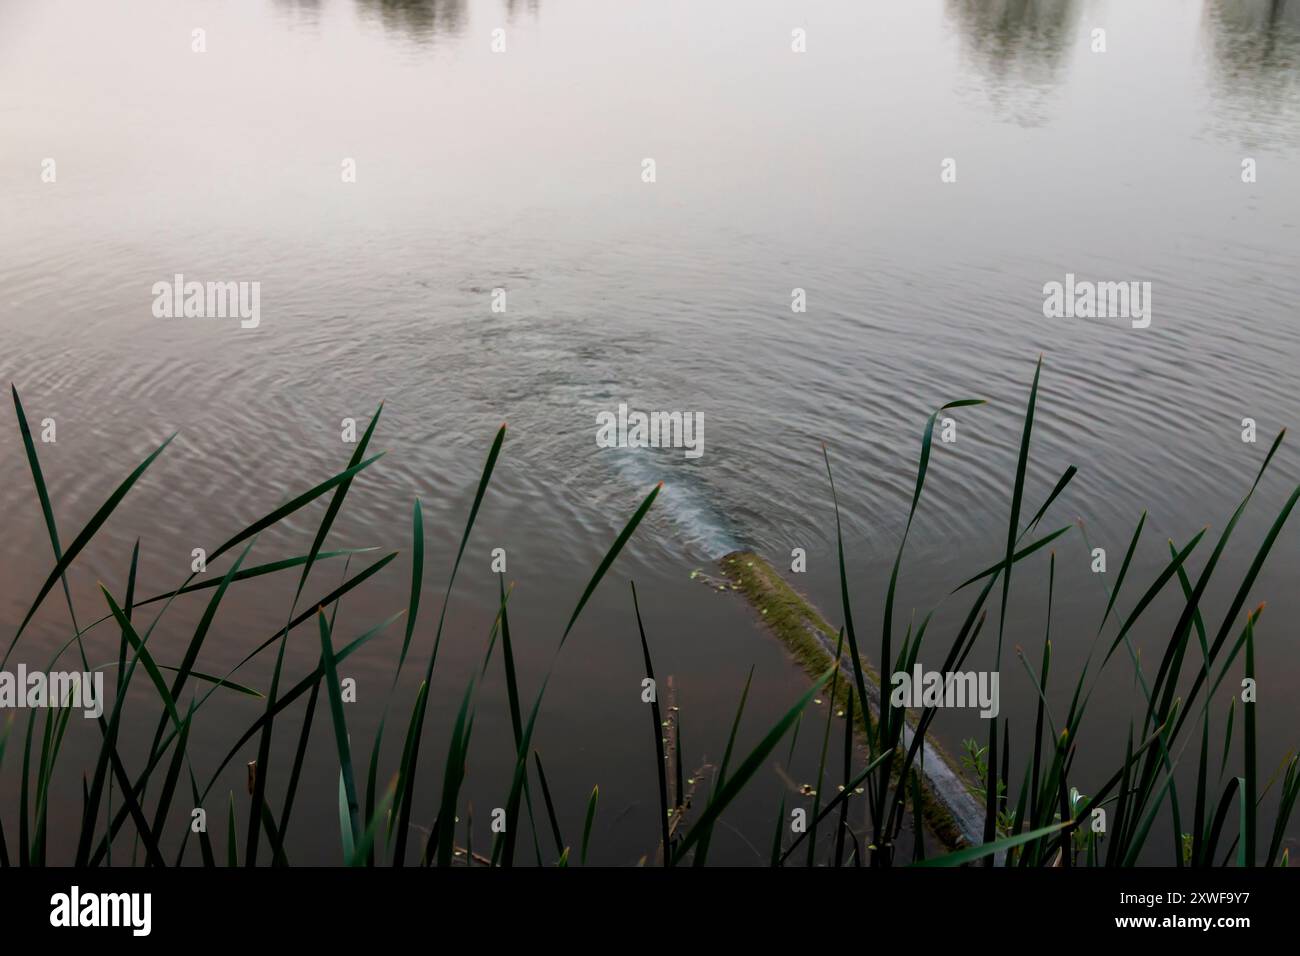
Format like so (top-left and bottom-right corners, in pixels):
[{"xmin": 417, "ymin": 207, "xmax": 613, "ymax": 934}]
[
  {"xmin": 5, "ymin": 430, "xmax": 176, "ymax": 668},
  {"xmin": 631, "ymin": 581, "xmax": 670, "ymax": 866},
  {"xmin": 226, "ymin": 793, "xmax": 239, "ymax": 867},
  {"xmin": 807, "ymin": 647, "xmax": 841, "ymax": 868},
  {"xmin": 12, "ymin": 386, "xmax": 81, "ymax": 634},
  {"xmin": 128, "ymin": 549, "xmax": 373, "ymax": 612},
  {"xmin": 149, "ymin": 703, "xmax": 194, "ymax": 841},
  {"xmin": 822, "ymin": 445, "xmax": 875, "ymax": 761},
  {"xmin": 1243, "ymin": 617, "xmax": 1256, "ymax": 867},
  {"xmin": 394, "ymin": 426, "xmax": 505, "ymax": 867},
  {"xmin": 1100, "ymin": 512, "xmax": 1146, "ymax": 632},
  {"xmin": 913, "ymin": 820, "xmax": 1072, "ymax": 867},
  {"xmin": 397, "ymin": 499, "xmax": 424, "ymax": 677},
  {"xmin": 349, "ymin": 779, "xmax": 396, "ymax": 867},
  {"xmin": 581, "ymin": 785, "xmax": 598, "ymax": 865},
  {"xmin": 674, "ymin": 665, "xmax": 835, "ymax": 864},
  {"xmin": 319, "ymin": 610, "xmax": 361, "ymax": 858},
  {"xmin": 291, "ymin": 404, "xmax": 383, "ymax": 609},
  {"xmin": 100, "ymin": 587, "xmax": 183, "ymax": 732},
  {"xmin": 207, "ymin": 454, "xmax": 383, "ymax": 568},
  {"xmin": 434, "ymin": 680, "xmax": 475, "ymax": 867},
  {"xmin": 560, "ymin": 482, "xmax": 661, "ymax": 649},
  {"xmin": 953, "ymin": 526, "xmax": 1072, "ymax": 592},
  {"xmin": 696, "ymin": 666, "xmax": 754, "ymax": 868},
  {"xmin": 533, "ymin": 752, "xmax": 565, "ymax": 861},
  {"xmin": 188, "ymin": 772, "xmax": 215, "ymax": 867}
]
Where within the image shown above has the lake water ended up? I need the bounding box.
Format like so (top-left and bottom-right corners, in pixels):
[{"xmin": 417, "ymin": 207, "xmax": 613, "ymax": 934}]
[{"xmin": 1, "ymin": 0, "xmax": 1298, "ymax": 864}]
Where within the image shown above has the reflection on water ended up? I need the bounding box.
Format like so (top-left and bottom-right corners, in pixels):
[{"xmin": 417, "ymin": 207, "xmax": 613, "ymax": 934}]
[
  {"xmin": 272, "ymin": 0, "xmax": 324, "ymax": 30},
  {"xmin": 1204, "ymin": 0, "xmax": 1300, "ymax": 145},
  {"xmin": 946, "ymin": 0, "xmax": 1082, "ymax": 126},
  {"xmin": 503, "ymin": 0, "xmax": 541, "ymax": 20},
  {"xmin": 355, "ymin": 0, "xmax": 468, "ymax": 43},
  {"xmin": 277, "ymin": 0, "xmax": 539, "ymax": 42},
  {"xmin": 2, "ymin": 0, "xmax": 1298, "ymax": 865}
]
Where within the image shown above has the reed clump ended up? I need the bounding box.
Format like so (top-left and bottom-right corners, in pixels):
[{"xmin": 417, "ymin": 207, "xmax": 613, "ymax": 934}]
[{"xmin": 1, "ymin": 359, "xmax": 1296, "ymax": 867}]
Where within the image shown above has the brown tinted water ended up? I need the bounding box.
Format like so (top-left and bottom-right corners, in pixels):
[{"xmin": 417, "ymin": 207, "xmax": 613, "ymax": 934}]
[{"xmin": 1, "ymin": 0, "xmax": 1298, "ymax": 863}]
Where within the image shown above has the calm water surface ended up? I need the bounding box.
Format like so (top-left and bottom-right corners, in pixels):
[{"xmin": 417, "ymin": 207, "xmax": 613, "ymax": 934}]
[{"xmin": 1, "ymin": 0, "xmax": 1298, "ymax": 863}]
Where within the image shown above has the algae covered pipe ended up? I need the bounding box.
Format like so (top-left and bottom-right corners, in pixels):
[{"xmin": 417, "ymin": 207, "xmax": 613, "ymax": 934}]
[{"xmin": 712, "ymin": 551, "xmax": 986, "ymax": 852}]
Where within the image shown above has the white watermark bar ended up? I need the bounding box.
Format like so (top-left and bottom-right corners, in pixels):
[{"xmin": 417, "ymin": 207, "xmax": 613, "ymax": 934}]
[
  {"xmin": 151, "ymin": 273, "xmax": 261, "ymax": 328},
  {"xmin": 0, "ymin": 666, "xmax": 104, "ymax": 719},
  {"xmin": 1043, "ymin": 272, "xmax": 1152, "ymax": 328},
  {"xmin": 889, "ymin": 665, "xmax": 1000, "ymax": 719},
  {"xmin": 596, "ymin": 403, "xmax": 704, "ymax": 459},
  {"xmin": 50, "ymin": 886, "xmax": 151, "ymax": 936}
]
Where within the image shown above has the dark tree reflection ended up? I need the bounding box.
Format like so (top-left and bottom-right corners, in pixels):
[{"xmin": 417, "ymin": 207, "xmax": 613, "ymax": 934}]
[
  {"xmin": 946, "ymin": 0, "xmax": 1083, "ymax": 126},
  {"xmin": 1204, "ymin": 0, "xmax": 1300, "ymax": 147},
  {"xmin": 354, "ymin": 0, "xmax": 469, "ymax": 44}
]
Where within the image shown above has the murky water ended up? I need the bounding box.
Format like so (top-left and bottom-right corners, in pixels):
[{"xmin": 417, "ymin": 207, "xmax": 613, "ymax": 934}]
[{"xmin": 1, "ymin": 0, "xmax": 1298, "ymax": 864}]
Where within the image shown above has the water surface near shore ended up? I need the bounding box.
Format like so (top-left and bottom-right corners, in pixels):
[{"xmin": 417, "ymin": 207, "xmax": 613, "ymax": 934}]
[{"xmin": 1, "ymin": 0, "xmax": 1298, "ymax": 863}]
